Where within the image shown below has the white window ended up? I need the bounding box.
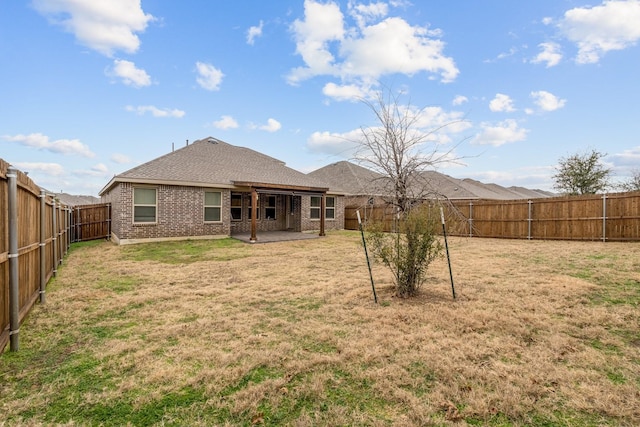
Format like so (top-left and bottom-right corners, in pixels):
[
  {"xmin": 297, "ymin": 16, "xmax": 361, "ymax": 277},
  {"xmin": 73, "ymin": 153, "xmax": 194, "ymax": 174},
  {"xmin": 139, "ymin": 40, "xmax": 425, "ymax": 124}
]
[
  {"xmin": 310, "ymin": 196, "xmax": 335, "ymax": 220},
  {"xmin": 326, "ymin": 196, "xmax": 335, "ymax": 219},
  {"xmin": 310, "ymin": 196, "xmax": 321, "ymax": 219},
  {"xmin": 230, "ymin": 193, "xmax": 242, "ymax": 221},
  {"xmin": 265, "ymin": 195, "xmax": 276, "ymax": 220},
  {"xmin": 204, "ymin": 191, "xmax": 222, "ymax": 222},
  {"xmin": 133, "ymin": 187, "xmax": 157, "ymax": 223}
]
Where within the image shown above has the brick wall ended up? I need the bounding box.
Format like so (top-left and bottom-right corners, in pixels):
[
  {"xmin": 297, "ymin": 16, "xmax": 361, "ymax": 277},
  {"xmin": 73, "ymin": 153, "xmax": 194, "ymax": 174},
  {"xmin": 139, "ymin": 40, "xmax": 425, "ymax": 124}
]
[{"xmin": 103, "ymin": 183, "xmax": 345, "ymax": 243}]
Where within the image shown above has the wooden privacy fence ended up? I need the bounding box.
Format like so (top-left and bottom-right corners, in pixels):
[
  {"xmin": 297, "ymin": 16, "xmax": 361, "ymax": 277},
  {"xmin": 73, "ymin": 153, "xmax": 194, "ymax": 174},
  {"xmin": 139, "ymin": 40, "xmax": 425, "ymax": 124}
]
[
  {"xmin": 346, "ymin": 192, "xmax": 640, "ymax": 242},
  {"xmin": 1, "ymin": 159, "xmax": 111, "ymax": 354},
  {"xmin": 72, "ymin": 203, "xmax": 111, "ymax": 242}
]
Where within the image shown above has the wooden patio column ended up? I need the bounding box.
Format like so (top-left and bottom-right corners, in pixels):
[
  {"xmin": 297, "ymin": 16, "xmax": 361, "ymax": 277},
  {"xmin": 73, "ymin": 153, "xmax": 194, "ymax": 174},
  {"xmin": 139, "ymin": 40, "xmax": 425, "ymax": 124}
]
[
  {"xmin": 319, "ymin": 193, "xmax": 326, "ymax": 236},
  {"xmin": 250, "ymin": 188, "xmax": 258, "ymax": 242}
]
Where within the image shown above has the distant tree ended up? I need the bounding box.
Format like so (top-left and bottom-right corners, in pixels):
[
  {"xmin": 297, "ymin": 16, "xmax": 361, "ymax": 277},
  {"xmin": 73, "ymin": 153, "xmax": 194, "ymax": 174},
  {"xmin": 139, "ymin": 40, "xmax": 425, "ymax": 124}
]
[
  {"xmin": 354, "ymin": 88, "xmax": 464, "ymax": 297},
  {"xmin": 619, "ymin": 169, "xmax": 640, "ymax": 192},
  {"xmin": 552, "ymin": 149, "xmax": 611, "ymax": 195}
]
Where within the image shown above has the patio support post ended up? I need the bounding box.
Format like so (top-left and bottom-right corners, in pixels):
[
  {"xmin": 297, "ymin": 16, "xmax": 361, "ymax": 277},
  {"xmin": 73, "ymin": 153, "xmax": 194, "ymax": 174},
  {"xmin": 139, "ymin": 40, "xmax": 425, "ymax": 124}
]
[
  {"xmin": 250, "ymin": 188, "xmax": 257, "ymax": 242},
  {"xmin": 319, "ymin": 193, "xmax": 326, "ymax": 236}
]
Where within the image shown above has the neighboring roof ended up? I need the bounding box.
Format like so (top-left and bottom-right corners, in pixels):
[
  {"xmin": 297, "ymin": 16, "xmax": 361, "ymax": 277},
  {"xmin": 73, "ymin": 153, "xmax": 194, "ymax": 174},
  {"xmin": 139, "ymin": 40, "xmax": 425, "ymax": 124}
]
[
  {"xmin": 307, "ymin": 161, "xmax": 389, "ymax": 195},
  {"xmin": 308, "ymin": 161, "xmax": 555, "ymax": 200},
  {"xmin": 100, "ymin": 137, "xmax": 331, "ymax": 195},
  {"xmin": 52, "ymin": 192, "xmax": 100, "ymax": 206}
]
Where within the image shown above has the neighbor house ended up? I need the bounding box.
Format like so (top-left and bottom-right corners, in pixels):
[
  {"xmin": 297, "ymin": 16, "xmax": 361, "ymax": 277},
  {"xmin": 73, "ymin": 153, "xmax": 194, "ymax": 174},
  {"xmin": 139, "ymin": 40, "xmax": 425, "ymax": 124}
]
[
  {"xmin": 308, "ymin": 160, "xmax": 555, "ymax": 207},
  {"xmin": 99, "ymin": 137, "xmax": 344, "ymax": 244}
]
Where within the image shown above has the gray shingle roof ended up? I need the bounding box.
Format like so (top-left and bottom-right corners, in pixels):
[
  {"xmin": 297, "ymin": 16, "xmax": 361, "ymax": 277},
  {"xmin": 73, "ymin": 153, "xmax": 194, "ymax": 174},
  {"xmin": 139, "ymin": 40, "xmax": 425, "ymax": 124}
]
[
  {"xmin": 307, "ymin": 161, "xmax": 388, "ymax": 195},
  {"xmin": 308, "ymin": 161, "xmax": 555, "ymax": 200},
  {"xmin": 100, "ymin": 137, "xmax": 330, "ymax": 194}
]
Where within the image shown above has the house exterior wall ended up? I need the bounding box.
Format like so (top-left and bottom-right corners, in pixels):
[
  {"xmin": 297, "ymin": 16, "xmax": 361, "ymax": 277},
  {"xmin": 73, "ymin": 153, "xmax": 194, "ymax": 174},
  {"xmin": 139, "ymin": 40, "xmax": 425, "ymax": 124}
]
[
  {"xmin": 300, "ymin": 195, "xmax": 345, "ymax": 232},
  {"xmin": 103, "ymin": 182, "xmax": 230, "ymax": 243},
  {"xmin": 102, "ymin": 183, "xmax": 345, "ymax": 243}
]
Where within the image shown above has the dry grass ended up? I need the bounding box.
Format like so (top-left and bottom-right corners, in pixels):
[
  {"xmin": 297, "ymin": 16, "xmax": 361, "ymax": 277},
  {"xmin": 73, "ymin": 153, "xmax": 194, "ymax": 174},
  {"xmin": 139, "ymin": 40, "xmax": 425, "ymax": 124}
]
[{"xmin": 1, "ymin": 231, "xmax": 639, "ymax": 426}]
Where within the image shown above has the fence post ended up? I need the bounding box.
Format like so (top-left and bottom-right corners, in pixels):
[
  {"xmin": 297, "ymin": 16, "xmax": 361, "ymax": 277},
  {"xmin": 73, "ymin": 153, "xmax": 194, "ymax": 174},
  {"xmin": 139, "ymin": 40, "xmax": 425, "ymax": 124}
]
[
  {"xmin": 602, "ymin": 194, "xmax": 607, "ymax": 242},
  {"xmin": 527, "ymin": 200, "xmax": 532, "ymax": 240},
  {"xmin": 468, "ymin": 201, "xmax": 473, "ymax": 237},
  {"xmin": 39, "ymin": 190, "xmax": 46, "ymax": 304},
  {"xmin": 7, "ymin": 167, "xmax": 20, "ymax": 351},
  {"xmin": 52, "ymin": 197, "xmax": 58, "ymax": 277}
]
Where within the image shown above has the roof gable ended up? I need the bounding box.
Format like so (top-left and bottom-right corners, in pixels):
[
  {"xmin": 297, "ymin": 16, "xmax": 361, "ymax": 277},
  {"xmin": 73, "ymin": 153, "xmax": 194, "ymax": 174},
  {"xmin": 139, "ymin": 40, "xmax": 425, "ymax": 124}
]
[{"xmin": 101, "ymin": 137, "xmax": 329, "ymax": 194}]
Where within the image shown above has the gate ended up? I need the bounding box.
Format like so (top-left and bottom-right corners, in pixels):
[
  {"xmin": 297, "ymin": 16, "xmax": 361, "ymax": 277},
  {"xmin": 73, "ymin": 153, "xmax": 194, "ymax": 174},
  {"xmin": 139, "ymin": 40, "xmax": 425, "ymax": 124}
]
[{"xmin": 72, "ymin": 203, "xmax": 111, "ymax": 242}]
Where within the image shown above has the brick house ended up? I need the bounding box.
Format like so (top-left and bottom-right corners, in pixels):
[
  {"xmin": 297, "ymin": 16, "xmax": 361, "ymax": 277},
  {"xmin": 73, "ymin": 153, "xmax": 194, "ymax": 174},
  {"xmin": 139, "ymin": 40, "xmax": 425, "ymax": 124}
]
[{"xmin": 99, "ymin": 137, "xmax": 344, "ymax": 244}]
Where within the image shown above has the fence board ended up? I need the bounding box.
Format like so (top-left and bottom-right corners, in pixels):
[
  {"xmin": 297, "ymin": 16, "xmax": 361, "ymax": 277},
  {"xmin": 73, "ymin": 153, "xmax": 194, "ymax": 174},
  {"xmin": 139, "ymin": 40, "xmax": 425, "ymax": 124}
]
[{"xmin": 345, "ymin": 192, "xmax": 640, "ymax": 242}]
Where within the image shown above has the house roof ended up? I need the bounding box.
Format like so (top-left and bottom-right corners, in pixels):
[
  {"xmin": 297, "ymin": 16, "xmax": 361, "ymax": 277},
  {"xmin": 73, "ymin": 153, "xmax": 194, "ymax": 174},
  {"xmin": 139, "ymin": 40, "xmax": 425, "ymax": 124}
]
[
  {"xmin": 100, "ymin": 137, "xmax": 331, "ymax": 195},
  {"xmin": 307, "ymin": 161, "xmax": 389, "ymax": 195},
  {"xmin": 308, "ymin": 161, "xmax": 555, "ymax": 200}
]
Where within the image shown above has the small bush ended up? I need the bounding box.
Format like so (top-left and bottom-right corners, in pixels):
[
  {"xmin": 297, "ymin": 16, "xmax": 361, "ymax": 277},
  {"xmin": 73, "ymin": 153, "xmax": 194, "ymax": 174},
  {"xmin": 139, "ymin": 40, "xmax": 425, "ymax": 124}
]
[{"xmin": 365, "ymin": 205, "xmax": 443, "ymax": 297}]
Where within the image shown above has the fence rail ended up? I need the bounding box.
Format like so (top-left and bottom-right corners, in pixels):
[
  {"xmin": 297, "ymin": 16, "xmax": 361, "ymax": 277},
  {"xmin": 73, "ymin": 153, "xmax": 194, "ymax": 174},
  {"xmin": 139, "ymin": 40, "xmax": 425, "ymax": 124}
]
[
  {"xmin": 1, "ymin": 158, "xmax": 111, "ymax": 354},
  {"xmin": 345, "ymin": 192, "xmax": 640, "ymax": 242}
]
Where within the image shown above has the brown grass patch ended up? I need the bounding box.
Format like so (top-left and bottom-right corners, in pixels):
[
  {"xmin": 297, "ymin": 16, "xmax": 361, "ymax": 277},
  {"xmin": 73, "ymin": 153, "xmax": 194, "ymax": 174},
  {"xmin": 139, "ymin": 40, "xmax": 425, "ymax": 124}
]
[{"xmin": 1, "ymin": 232, "xmax": 639, "ymax": 426}]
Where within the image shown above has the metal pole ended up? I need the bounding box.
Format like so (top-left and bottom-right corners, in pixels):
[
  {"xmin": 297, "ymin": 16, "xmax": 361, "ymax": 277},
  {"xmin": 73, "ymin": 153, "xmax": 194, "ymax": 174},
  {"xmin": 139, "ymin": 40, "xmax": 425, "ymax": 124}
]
[
  {"xmin": 440, "ymin": 206, "xmax": 456, "ymax": 300},
  {"xmin": 52, "ymin": 198, "xmax": 58, "ymax": 276},
  {"xmin": 7, "ymin": 167, "xmax": 20, "ymax": 351},
  {"xmin": 602, "ymin": 194, "xmax": 607, "ymax": 242},
  {"xmin": 39, "ymin": 190, "xmax": 46, "ymax": 304},
  {"xmin": 527, "ymin": 200, "xmax": 532, "ymax": 240},
  {"xmin": 468, "ymin": 201, "xmax": 473, "ymax": 237},
  {"xmin": 357, "ymin": 210, "xmax": 377, "ymax": 304}
]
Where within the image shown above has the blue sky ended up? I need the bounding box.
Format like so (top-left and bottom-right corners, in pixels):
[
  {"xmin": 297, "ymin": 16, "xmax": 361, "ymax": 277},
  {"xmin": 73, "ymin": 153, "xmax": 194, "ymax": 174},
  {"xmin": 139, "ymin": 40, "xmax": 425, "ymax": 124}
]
[{"xmin": 1, "ymin": 0, "xmax": 639, "ymax": 196}]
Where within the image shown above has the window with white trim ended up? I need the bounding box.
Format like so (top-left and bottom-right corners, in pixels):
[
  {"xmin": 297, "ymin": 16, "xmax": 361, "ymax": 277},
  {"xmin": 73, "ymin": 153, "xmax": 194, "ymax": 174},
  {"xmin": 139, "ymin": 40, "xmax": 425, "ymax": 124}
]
[
  {"xmin": 133, "ymin": 187, "xmax": 157, "ymax": 223},
  {"xmin": 310, "ymin": 196, "xmax": 321, "ymax": 219},
  {"xmin": 265, "ymin": 195, "xmax": 276, "ymax": 220},
  {"xmin": 310, "ymin": 196, "xmax": 335, "ymax": 220},
  {"xmin": 230, "ymin": 193, "xmax": 242, "ymax": 221},
  {"xmin": 204, "ymin": 191, "xmax": 222, "ymax": 222},
  {"xmin": 325, "ymin": 196, "xmax": 335, "ymax": 219}
]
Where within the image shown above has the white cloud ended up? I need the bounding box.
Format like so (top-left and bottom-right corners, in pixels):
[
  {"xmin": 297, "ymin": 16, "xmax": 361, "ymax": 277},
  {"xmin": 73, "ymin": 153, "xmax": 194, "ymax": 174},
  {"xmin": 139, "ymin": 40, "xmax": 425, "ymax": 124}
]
[
  {"xmin": 322, "ymin": 82, "xmax": 370, "ymax": 101},
  {"xmin": 3, "ymin": 132, "xmax": 95, "ymax": 157},
  {"xmin": 110, "ymin": 153, "xmax": 131, "ymax": 164},
  {"xmin": 32, "ymin": 0, "xmax": 154, "ymax": 57},
  {"xmin": 195, "ymin": 61, "xmax": 224, "ymax": 91},
  {"xmin": 213, "ymin": 115, "xmax": 239, "ymax": 130},
  {"xmin": 125, "ymin": 105, "xmax": 185, "ymax": 118},
  {"xmin": 489, "ymin": 93, "xmax": 516, "ymax": 112},
  {"xmin": 307, "ymin": 104, "xmax": 470, "ymax": 156},
  {"xmin": 75, "ymin": 163, "xmax": 110, "ymax": 177},
  {"xmin": 108, "ymin": 59, "xmax": 151, "ymax": 87},
  {"xmin": 472, "ymin": 119, "xmax": 529, "ymax": 146},
  {"xmin": 259, "ymin": 118, "xmax": 282, "ymax": 132},
  {"xmin": 452, "ymin": 95, "xmax": 468, "ymax": 106},
  {"xmin": 12, "ymin": 162, "xmax": 66, "ymax": 176},
  {"xmin": 530, "ymin": 90, "xmax": 566, "ymax": 112},
  {"xmin": 558, "ymin": 0, "xmax": 640, "ymax": 64},
  {"xmin": 288, "ymin": 0, "xmax": 458, "ymax": 96},
  {"xmin": 531, "ymin": 42, "xmax": 563, "ymax": 67},
  {"xmin": 247, "ymin": 20, "xmax": 264, "ymax": 45},
  {"xmin": 609, "ymin": 146, "xmax": 640, "ymax": 166},
  {"xmin": 307, "ymin": 129, "xmax": 362, "ymax": 156},
  {"xmin": 348, "ymin": 1, "xmax": 389, "ymax": 27}
]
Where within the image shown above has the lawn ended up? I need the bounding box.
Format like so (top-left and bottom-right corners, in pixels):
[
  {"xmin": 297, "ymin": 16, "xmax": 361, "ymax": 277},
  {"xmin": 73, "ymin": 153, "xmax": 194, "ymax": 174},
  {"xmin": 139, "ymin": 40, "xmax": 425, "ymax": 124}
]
[{"xmin": 1, "ymin": 231, "xmax": 639, "ymax": 426}]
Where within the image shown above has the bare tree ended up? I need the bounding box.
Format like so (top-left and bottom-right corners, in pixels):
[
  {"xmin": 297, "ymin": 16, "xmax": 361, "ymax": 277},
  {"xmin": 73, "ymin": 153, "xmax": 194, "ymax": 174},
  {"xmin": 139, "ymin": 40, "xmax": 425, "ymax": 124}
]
[
  {"xmin": 354, "ymin": 88, "xmax": 466, "ymax": 297},
  {"xmin": 619, "ymin": 169, "xmax": 640, "ymax": 192},
  {"xmin": 353, "ymin": 89, "xmax": 465, "ymax": 213}
]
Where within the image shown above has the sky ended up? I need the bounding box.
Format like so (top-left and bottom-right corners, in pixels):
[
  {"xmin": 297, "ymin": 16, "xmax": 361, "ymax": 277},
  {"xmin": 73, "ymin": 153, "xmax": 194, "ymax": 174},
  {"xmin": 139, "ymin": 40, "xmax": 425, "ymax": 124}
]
[{"xmin": 1, "ymin": 0, "xmax": 640, "ymax": 196}]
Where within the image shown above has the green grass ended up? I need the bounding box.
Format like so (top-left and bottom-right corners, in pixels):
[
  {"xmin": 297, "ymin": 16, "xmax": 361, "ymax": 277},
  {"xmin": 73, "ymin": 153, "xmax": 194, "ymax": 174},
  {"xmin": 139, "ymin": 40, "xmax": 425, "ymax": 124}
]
[{"xmin": 121, "ymin": 238, "xmax": 249, "ymax": 264}]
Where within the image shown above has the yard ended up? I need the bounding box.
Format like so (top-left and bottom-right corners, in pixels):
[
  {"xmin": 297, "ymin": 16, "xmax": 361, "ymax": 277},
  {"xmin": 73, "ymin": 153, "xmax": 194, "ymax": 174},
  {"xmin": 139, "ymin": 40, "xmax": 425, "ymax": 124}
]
[{"xmin": 1, "ymin": 231, "xmax": 639, "ymax": 426}]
